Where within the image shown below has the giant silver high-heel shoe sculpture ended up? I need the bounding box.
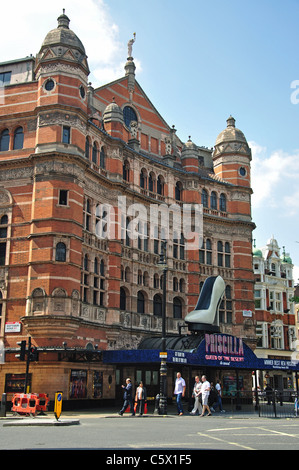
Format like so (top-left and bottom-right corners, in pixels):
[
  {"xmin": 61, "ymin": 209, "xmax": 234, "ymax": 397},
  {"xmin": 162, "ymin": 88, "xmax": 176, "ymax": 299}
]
[{"xmin": 185, "ymin": 275, "xmax": 225, "ymax": 325}]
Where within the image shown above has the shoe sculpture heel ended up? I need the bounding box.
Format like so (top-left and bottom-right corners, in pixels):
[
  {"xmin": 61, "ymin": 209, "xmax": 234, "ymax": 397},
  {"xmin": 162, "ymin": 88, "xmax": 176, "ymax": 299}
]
[{"xmin": 185, "ymin": 275, "xmax": 225, "ymax": 325}]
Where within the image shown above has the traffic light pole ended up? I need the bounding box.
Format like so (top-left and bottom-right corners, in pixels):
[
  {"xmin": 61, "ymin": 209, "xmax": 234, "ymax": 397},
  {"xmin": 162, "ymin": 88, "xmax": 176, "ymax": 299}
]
[{"xmin": 24, "ymin": 336, "xmax": 31, "ymax": 394}]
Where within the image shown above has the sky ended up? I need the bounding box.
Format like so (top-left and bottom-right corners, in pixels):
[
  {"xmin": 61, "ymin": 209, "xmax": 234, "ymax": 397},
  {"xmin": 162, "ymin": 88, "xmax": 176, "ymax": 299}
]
[{"xmin": 2, "ymin": 0, "xmax": 299, "ymax": 283}]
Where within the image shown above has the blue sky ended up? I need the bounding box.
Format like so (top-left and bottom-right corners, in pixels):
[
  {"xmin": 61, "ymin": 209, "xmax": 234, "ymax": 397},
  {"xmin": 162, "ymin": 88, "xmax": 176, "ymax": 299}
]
[{"xmin": 3, "ymin": 0, "xmax": 299, "ymax": 281}]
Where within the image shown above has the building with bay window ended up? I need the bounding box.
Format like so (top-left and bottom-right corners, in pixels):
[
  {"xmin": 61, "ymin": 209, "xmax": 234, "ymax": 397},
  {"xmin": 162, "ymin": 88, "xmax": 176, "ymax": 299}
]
[{"xmin": 253, "ymin": 236, "xmax": 296, "ymax": 391}]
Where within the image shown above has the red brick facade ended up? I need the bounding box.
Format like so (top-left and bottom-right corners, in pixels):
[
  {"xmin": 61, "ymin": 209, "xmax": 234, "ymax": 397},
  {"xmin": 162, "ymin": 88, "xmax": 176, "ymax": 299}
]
[{"xmin": 0, "ymin": 12, "xmax": 255, "ymax": 404}]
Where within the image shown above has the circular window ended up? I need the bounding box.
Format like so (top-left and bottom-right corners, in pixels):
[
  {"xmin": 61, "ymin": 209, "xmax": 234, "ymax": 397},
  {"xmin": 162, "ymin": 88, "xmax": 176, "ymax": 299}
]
[
  {"xmin": 44, "ymin": 79, "xmax": 55, "ymax": 91},
  {"xmin": 239, "ymin": 167, "xmax": 247, "ymax": 177},
  {"xmin": 79, "ymin": 85, "xmax": 85, "ymax": 99},
  {"xmin": 123, "ymin": 106, "xmax": 138, "ymax": 128}
]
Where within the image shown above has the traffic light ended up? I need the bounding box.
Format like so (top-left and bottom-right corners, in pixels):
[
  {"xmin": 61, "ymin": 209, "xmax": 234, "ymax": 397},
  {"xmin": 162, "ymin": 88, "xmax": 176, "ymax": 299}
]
[
  {"xmin": 29, "ymin": 346, "xmax": 38, "ymax": 362},
  {"xmin": 15, "ymin": 340, "xmax": 26, "ymax": 361}
]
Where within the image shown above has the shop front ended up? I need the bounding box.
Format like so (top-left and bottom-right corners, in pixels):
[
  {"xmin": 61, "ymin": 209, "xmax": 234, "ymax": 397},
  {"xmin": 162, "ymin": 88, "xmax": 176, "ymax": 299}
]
[{"xmin": 103, "ymin": 332, "xmax": 299, "ymax": 410}]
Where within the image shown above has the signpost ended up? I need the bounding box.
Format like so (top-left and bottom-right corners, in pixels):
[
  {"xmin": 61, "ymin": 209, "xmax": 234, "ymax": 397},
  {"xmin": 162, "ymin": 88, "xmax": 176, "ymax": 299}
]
[{"xmin": 54, "ymin": 392, "xmax": 63, "ymax": 420}]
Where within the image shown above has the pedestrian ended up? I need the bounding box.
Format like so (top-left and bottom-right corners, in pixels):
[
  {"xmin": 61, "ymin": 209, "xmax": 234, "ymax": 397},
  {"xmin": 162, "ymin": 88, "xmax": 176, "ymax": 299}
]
[
  {"xmin": 208, "ymin": 381, "xmax": 218, "ymax": 411},
  {"xmin": 174, "ymin": 372, "xmax": 186, "ymax": 415},
  {"xmin": 200, "ymin": 375, "xmax": 212, "ymax": 416},
  {"xmin": 214, "ymin": 379, "xmax": 225, "ymax": 412},
  {"xmin": 190, "ymin": 376, "xmax": 202, "ymax": 415},
  {"xmin": 135, "ymin": 381, "xmax": 147, "ymax": 415},
  {"xmin": 118, "ymin": 378, "xmax": 135, "ymax": 416},
  {"xmin": 264, "ymin": 384, "xmax": 272, "ymax": 405}
]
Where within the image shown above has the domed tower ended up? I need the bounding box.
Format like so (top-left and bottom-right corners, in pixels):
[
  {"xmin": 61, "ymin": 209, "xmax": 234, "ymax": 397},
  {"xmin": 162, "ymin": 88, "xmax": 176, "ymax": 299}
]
[
  {"xmin": 181, "ymin": 137, "xmax": 200, "ymax": 173},
  {"xmin": 34, "ymin": 10, "xmax": 89, "ymax": 155},
  {"xmin": 213, "ymin": 116, "xmax": 251, "ymax": 188}
]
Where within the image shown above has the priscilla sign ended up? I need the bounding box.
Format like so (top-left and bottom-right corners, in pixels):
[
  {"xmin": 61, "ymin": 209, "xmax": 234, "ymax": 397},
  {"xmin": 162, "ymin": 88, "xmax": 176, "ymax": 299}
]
[
  {"xmin": 103, "ymin": 333, "xmax": 299, "ymax": 371},
  {"xmin": 204, "ymin": 333, "xmax": 245, "ymax": 365}
]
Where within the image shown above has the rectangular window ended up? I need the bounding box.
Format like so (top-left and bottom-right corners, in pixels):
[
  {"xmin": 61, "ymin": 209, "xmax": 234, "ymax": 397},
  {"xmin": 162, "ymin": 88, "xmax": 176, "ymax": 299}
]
[
  {"xmin": 59, "ymin": 189, "xmax": 68, "ymax": 206},
  {"xmin": 62, "ymin": 126, "xmax": 70, "ymax": 144},
  {"xmin": 0, "ymin": 72, "xmax": 11, "ymax": 86}
]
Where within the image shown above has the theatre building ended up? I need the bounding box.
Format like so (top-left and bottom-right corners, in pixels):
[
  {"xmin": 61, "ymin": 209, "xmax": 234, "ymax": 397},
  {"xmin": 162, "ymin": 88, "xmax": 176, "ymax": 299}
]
[{"xmin": 0, "ymin": 11, "xmax": 272, "ymax": 408}]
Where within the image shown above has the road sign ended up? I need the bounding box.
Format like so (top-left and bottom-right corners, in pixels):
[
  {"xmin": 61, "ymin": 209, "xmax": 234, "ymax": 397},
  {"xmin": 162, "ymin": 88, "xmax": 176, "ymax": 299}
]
[{"xmin": 54, "ymin": 392, "xmax": 63, "ymax": 420}]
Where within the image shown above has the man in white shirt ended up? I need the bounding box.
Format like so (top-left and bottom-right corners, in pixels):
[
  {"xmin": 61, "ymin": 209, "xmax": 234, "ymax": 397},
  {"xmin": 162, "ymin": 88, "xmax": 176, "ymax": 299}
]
[
  {"xmin": 174, "ymin": 372, "xmax": 186, "ymax": 415},
  {"xmin": 200, "ymin": 375, "xmax": 212, "ymax": 416},
  {"xmin": 190, "ymin": 376, "xmax": 202, "ymax": 415}
]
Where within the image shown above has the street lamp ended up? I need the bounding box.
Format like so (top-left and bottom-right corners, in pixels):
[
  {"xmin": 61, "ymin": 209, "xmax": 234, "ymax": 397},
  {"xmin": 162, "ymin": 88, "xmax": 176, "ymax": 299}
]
[{"xmin": 157, "ymin": 240, "xmax": 167, "ymax": 415}]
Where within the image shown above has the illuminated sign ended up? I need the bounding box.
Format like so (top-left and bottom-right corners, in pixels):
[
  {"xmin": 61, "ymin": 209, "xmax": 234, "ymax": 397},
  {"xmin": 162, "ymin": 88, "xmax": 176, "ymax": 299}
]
[{"xmin": 204, "ymin": 333, "xmax": 245, "ymax": 365}]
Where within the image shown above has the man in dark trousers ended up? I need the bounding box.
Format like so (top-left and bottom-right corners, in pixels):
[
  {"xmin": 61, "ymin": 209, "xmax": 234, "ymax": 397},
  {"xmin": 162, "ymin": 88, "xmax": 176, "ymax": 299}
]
[{"xmin": 118, "ymin": 378, "xmax": 135, "ymax": 416}]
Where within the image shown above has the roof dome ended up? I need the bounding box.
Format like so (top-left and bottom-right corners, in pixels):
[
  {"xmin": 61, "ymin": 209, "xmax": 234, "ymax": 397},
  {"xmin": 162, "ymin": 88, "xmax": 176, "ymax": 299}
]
[
  {"xmin": 213, "ymin": 116, "xmax": 251, "ymax": 159},
  {"xmin": 253, "ymin": 248, "xmax": 263, "ymax": 257},
  {"xmin": 36, "ymin": 10, "xmax": 89, "ymax": 74},
  {"xmin": 41, "ymin": 11, "xmax": 85, "ymax": 54},
  {"xmin": 103, "ymin": 98, "xmax": 124, "ymax": 123},
  {"xmin": 183, "ymin": 136, "xmax": 197, "ymax": 150},
  {"xmin": 215, "ymin": 116, "xmax": 247, "ymax": 146}
]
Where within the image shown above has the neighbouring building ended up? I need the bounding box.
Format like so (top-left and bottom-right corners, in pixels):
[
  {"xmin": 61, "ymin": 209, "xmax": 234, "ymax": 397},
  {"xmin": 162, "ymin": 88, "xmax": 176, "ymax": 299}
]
[
  {"xmin": 0, "ymin": 11, "xmax": 257, "ymax": 407},
  {"xmin": 253, "ymin": 236, "xmax": 296, "ymax": 391}
]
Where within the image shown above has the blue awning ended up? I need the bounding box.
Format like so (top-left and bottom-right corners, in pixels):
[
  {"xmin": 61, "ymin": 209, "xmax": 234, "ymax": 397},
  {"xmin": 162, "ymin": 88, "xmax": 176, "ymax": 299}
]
[{"xmin": 103, "ymin": 333, "xmax": 299, "ymax": 371}]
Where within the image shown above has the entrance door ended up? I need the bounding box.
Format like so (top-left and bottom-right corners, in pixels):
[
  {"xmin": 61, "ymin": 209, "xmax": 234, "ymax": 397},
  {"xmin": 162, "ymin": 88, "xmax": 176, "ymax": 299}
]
[{"xmin": 135, "ymin": 368, "xmax": 159, "ymax": 400}]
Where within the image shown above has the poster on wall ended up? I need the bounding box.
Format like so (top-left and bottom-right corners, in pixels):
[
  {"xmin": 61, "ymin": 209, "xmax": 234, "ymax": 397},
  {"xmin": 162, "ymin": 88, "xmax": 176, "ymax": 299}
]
[
  {"xmin": 70, "ymin": 370, "xmax": 87, "ymax": 399},
  {"xmin": 5, "ymin": 373, "xmax": 32, "ymax": 393}
]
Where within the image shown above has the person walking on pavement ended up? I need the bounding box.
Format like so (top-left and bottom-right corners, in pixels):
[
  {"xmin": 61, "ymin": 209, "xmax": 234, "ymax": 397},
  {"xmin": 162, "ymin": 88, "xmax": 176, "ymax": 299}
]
[
  {"xmin": 200, "ymin": 375, "xmax": 212, "ymax": 417},
  {"xmin": 135, "ymin": 381, "xmax": 147, "ymax": 415},
  {"xmin": 118, "ymin": 378, "xmax": 135, "ymax": 416},
  {"xmin": 174, "ymin": 372, "xmax": 186, "ymax": 415},
  {"xmin": 214, "ymin": 379, "xmax": 225, "ymax": 412},
  {"xmin": 190, "ymin": 376, "xmax": 202, "ymax": 415}
]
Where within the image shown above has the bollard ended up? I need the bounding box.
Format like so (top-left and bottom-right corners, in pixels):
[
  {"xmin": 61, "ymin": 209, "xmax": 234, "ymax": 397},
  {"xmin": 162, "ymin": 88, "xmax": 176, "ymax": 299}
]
[{"xmin": 0, "ymin": 393, "xmax": 6, "ymax": 417}]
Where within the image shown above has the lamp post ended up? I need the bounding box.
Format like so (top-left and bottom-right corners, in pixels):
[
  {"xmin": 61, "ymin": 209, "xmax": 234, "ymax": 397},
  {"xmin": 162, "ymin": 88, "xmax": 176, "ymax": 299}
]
[{"xmin": 157, "ymin": 240, "xmax": 167, "ymax": 415}]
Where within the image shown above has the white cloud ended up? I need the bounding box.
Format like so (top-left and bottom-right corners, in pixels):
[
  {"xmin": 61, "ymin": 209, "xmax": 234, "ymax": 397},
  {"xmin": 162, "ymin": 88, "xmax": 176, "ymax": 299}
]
[
  {"xmin": 250, "ymin": 141, "xmax": 299, "ymax": 215},
  {"xmin": 2, "ymin": 0, "xmax": 133, "ymax": 88}
]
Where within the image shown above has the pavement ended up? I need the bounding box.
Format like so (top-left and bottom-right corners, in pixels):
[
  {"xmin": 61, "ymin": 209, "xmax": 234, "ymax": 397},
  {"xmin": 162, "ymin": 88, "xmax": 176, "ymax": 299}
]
[{"xmin": 0, "ymin": 406, "xmax": 262, "ymax": 426}]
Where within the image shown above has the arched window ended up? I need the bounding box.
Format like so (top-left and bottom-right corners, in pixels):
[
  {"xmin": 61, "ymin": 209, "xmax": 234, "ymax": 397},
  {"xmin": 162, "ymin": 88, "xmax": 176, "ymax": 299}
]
[
  {"xmin": 0, "ymin": 129, "xmax": 9, "ymax": 151},
  {"xmin": 84, "ymin": 254, "xmax": 89, "ymax": 271},
  {"xmin": 211, "ymin": 191, "xmax": 217, "ymax": 210},
  {"xmin": 0, "ymin": 215, "xmax": 8, "ymax": 266},
  {"xmin": 140, "ymin": 169, "xmax": 147, "ymax": 189},
  {"xmin": 220, "ymin": 193, "xmax": 227, "ymax": 212},
  {"xmin": 85, "ymin": 137, "xmax": 90, "ymax": 159},
  {"xmin": 157, "ymin": 176, "xmax": 164, "ymax": 195},
  {"xmin": 137, "ymin": 291, "xmax": 145, "ymax": 314},
  {"xmin": 123, "ymin": 106, "xmax": 138, "ymax": 129},
  {"xmin": 94, "ymin": 257, "xmax": 98, "ymax": 274},
  {"xmin": 149, "ymin": 173, "xmax": 155, "ymax": 192},
  {"xmin": 100, "ymin": 147, "xmax": 105, "ymax": 169},
  {"xmin": 153, "ymin": 294, "xmax": 162, "ymax": 316},
  {"xmin": 55, "ymin": 242, "xmax": 66, "ymax": 262},
  {"xmin": 123, "ymin": 160, "xmax": 130, "ymax": 181},
  {"xmin": 175, "ymin": 182, "xmax": 182, "ymax": 201},
  {"xmin": 100, "ymin": 259, "xmax": 105, "ymax": 276},
  {"xmin": 173, "ymin": 297, "xmax": 182, "ymax": 318},
  {"xmin": 92, "ymin": 142, "xmax": 98, "ymax": 164},
  {"xmin": 201, "ymin": 189, "xmax": 208, "ymax": 208},
  {"xmin": 120, "ymin": 287, "xmax": 126, "ymax": 310},
  {"xmin": 13, "ymin": 127, "xmax": 24, "ymax": 150}
]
